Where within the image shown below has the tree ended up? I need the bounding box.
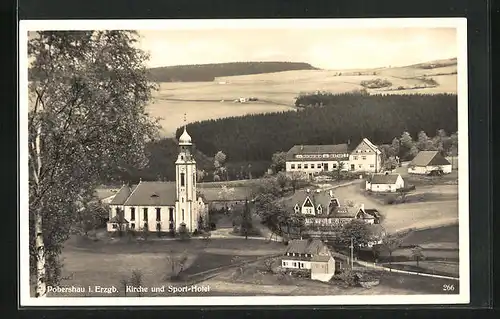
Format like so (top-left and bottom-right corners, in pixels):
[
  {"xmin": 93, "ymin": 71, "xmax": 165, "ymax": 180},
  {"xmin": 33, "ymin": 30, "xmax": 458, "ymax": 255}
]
[
  {"xmin": 77, "ymin": 198, "xmax": 108, "ymax": 237},
  {"xmin": 196, "ymin": 169, "xmax": 206, "ymax": 182},
  {"xmin": 275, "ymin": 172, "xmax": 290, "ymax": 194},
  {"xmin": 164, "ymin": 250, "xmax": 188, "ymax": 280},
  {"xmin": 214, "ymin": 151, "xmax": 228, "ymax": 180},
  {"xmin": 129, "ymin": 269, "xmax": 144, "ymax": 297},
  {"xmin": 390, "ymin": 137, "xmax": 401, "ymax": 159},
  {"xmin": 271, "ymin": 151, "xmax": 287, "ymax": 173},
  {"xmin": 197, "ymin": 215, "xmax": 205, "ymax": 231},
  {"xmin": 241, "ymin": 199, "xmax": 253, "ymax": 240},
  {"xmin": 399, "ymin": 131, "xmax": 416, "ymax": 160},
  {"xmin": 416, "ymin": 131, "xmax": 433, "ymax": 151},
  {"xmin": 411, "ymin": 246, "xmax": 425, "ymax": 267},
  {"xmin": 338, "ymin": 220, "xmax": 372, "ymax": 255},
  {"xmin": 380, "ymin": 231, "xmax": 411, "ymax": 268},
  {"xmin": 28, "ymin": 31, "xmax": 159, "ymax": 297},
  {"xmin": 334, "ymin": 161, "xmax": 346, "ymax": 179}
]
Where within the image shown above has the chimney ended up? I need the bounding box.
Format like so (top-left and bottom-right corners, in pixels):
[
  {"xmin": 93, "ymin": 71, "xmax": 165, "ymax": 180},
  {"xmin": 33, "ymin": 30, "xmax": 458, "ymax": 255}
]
[
  {"xmin": 300, "ymin": 145, "xmax": 304, "ymax": 151},
  {"xmin": 329, "ymin": 190, "xmax": 334, "ymax": 197},
  {"xmin": 360, "ymin": 203, "xmax": 365, "ymax": 211}
]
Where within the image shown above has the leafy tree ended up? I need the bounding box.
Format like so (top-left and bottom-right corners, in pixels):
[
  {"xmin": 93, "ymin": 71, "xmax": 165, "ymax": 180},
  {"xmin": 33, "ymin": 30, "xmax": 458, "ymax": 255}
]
[
  {"xmin": 276, "ymin": 172, "xmax": 290, "ymax": 194},
  {"xmin": 28, "ymin": 31, "xmax": 159, "ymax": 297},
  {"xmin": 399, "ymin": 132, "xmax": 416, "ymax": 160},
  {"xmin": 271, "ymin": 151, "xmax": 287, "ymax": 173},
  {"xmin": 416, "ymin": 131, "xmax": 434, "ymax": 151},
  {"xmin": 390, "ymin": 137, "xmax": 401, "ymax": 159},
  {"xmin": 338, "ymin": 219, "xmax": 373, "ymax": 255},
  {"xmin": 241, "ymin": 199, "xmax": 253, "ymax": 240},
  {"xmin": 411, "ymin": 246, "xmax": 425, "ymax": 267},
  {"xmin": 196, "ymin": 169, "xmax": 206, "ymax": 182},
  {"xmin": 214, "ymin": 151, "xmax": 228, "ymax": 180},
  {"xmin": 380, "ymin": 231, "xmax": 411, "ymax": 268}
]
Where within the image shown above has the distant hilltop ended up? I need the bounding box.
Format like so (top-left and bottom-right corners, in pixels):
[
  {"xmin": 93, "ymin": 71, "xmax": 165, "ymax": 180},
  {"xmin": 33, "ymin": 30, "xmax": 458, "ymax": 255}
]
[{"xmin": 147, "ymin": 61, "xmax": 318, "ymax": 82}]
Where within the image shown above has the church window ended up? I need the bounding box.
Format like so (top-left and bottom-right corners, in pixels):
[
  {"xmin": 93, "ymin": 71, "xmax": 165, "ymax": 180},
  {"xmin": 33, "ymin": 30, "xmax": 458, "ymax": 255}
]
[
  {"xmin": 182, "ymin": 209, "xmax": 185, "ymax": 221},
  {"xmin": 144, "ymin": 222, "xmax": 148, "ymax": 230},
  {"xmin": 193, "ymin": 173, "xmax": 196, "ymax": 186},
  {"xmin": 156, "ymin": 208, "xmax": 161, "ymax": 221},
  {"xmin": 143, "ymin": 208, "xmax": 148, "ymax": 220},
  {"xmin": 181, "ymin": 155, "xmax": 184, "ymax": 160},
  {"xmin": 130, "ymin": 208, "xmax": 135, "ymax": 221},
  {"xmin": 156, "ymin": 222, "xmax": 161, "ymax": 231},
  {"xmin": 180, "ymin": 173, "xmax": 185, "ymax": 186}
]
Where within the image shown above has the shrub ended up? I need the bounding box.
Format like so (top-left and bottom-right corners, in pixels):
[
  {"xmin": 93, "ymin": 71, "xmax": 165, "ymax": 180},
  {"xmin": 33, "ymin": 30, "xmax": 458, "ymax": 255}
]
[
  {"xmin": 333, "ymin": 269, "xmax": 360, "ymax": 287},
  {"xmin": 360, "ymin": 78, "xmax": 392, "ymax": 89},
  {"xmin": 178, "ymin": 224, "xmax": 190, "ymax": 241},
  {"xmin": 384, "ymin": 196, "xmax": 397, "ymax": 205}
]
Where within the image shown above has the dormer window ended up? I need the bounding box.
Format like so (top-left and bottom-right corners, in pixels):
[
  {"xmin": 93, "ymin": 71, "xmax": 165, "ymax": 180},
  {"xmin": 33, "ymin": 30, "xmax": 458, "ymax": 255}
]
[
  {"xmin": 294, "ymin": 204, "xmax": 300, "ymax": 213},
  {"xmin": 317, "ymin": 205, "xmax": 323, "ymax": 214},
  {"xmin": 151, "ymin": 193, "xmax": 159, "ymax": 198}
]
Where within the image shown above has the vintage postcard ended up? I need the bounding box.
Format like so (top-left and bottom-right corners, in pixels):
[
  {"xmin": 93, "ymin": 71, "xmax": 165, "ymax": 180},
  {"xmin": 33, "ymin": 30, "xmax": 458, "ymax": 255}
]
[{"xmin": 19, "ymin": 18, "xmax": 469, "ymax": 306}]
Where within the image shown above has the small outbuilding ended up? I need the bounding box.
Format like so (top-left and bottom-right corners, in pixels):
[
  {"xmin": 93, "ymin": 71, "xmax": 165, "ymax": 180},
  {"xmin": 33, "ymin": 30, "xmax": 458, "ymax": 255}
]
[
  {"xmin": 365, "ymin": 173, "xmax": 405, "ymax": 192},
  {"xmin": 408, "ymin": 151, "xmax": 452, "ymax": 175}
]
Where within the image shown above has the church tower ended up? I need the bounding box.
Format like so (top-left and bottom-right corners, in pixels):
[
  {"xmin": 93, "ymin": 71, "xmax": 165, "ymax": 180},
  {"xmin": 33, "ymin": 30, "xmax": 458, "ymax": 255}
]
[{"xmin": 175, "ymin": 120, "xmax": 199, "ymax": 233}]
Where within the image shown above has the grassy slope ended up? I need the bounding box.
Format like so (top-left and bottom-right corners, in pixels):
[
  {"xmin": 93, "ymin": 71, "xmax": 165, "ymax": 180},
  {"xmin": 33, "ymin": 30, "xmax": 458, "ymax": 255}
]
[{"xmin": 147, "ymin": 58, "xmax": 457, "ymax": 137}]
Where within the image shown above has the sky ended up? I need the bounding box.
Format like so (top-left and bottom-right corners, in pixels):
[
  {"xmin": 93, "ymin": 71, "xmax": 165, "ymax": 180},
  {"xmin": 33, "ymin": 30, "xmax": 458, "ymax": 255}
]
[{"xmin": 137, "ymin": 28, "xmax": 457, "ymax": 70}]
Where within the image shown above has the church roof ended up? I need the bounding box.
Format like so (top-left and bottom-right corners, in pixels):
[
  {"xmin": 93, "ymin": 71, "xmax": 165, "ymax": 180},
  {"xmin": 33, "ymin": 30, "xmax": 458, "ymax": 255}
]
[
  {"xmin": 179, "ymin": 126, "xmax": 192, "ymax": 146},
  {"xmin": 123, "ymin": 182, "xmax": 177, "ymax": 206},
  {"xmin": 109, "ymin": 184, "xmax": 137, "ymax": 205}
]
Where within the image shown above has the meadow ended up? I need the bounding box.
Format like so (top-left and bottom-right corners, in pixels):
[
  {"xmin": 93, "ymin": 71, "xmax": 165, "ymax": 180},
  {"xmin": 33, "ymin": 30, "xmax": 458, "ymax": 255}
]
[{"xmin": 147, "ymin": 58, "xmax": 457, "ymax": 137}]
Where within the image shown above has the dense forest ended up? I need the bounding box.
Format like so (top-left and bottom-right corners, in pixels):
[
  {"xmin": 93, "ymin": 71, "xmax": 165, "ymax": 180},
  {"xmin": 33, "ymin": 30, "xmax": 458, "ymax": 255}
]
[
  {"xmin": 175, "ymin": 92, "xmax": 458, "ymax": 163},
  {"xmin": 147, "ymin": 61, "xmax": 317, "ymax": 82}
]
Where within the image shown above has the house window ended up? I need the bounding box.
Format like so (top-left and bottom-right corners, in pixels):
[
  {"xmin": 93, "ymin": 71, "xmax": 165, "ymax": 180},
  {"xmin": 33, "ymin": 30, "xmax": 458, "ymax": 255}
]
[
  {"xmin": 291, "ymin": 164, "xmax": 295, "ymax": 169},
  {"xmin": 377, "ymin": 185, "xmax": 380, "ymax": 188},
  {"xmin": 298, "ymin": 164, "xmax": 302, "ymax": 169},
  {"xmin": 353, "ymin": 156, "xmax": 358, "ymax": 160},
  {"xmin": 362, "ymin": 156, "xmax": 367, "ymax": 160},
  {"xmin": 131, "ymin": 223, "xmax": 135, "ymax": 229},
  {"xmin": 282, "ymin": 261, "xmax": 286, "ymax": 267},
  {"xmin": 293, "ymin": 262, "xmax": 297, "ymax": 267},
  {"xmin": 358, "ymin": 164, "xmax": 362, "ymax": 168},
  {"xmin": 310, "ymin": 163, "xmax": 314, "ymax": 169},
  {"xmin": 130, "ymin": 208, "xmax": 135, "ymax": 221},
  {"xmin": 169, "ymin": 208, "xmax": 174, "ymax": 221},
  {"xmin": 332, "ymin": 164, "xmax": 337, "ymax": 169},
  {"xmin": 304, "ymin": 164, "xmax": 308, "ymax": 169},
  {"xmin": 112, "ymin": 224, "xmax": 117, "ymax": 229},
  {"xmin": 370, "ymin": 164, "xmax": 374, "ymax": 168},
  {"xmin": 180, "ymin": 173, "xmax": 185, "ymax": 187},
  {"xmin": 156, "ymin": 208, "xmax": 161, "ymax": 221},
  {"xmin": 143, "ymin": 208, "xmax": 148, "ymax": 220}
]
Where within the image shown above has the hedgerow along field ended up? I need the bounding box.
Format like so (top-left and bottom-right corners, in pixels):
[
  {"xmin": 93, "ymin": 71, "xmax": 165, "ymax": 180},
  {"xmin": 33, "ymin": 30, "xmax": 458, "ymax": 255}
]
[{"xmin": 147, "ymin": 58, "xmax": 457, "ymax": 137}]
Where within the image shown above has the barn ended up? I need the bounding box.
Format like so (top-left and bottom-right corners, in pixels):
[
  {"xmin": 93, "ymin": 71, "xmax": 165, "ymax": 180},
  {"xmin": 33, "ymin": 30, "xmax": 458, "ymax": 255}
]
[{"xmin": 408, "ymin": 151, "xmax": 452, "ymax": 175}]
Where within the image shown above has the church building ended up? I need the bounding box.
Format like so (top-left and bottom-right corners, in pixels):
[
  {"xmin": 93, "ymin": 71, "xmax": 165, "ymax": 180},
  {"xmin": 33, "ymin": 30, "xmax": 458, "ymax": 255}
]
[{"xmin": 107, "ymin": 125, "xmax": 207, "ymax": 234}]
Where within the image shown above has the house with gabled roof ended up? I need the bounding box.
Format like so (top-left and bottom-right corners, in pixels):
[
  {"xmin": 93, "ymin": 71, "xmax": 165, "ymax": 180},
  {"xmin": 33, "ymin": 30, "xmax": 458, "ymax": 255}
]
[
  {"xmin": 282, "ymin": 189, "xmax": 380, "ymax": 228},
  {"xmin": 348, "ymin": 138, "xmax": 383, "ymax": 173},
  {"xmin": 281, "ymin": 238, "xmax": 336, "ymax": 282},
  {"xmin": 366, "ymin": 172, "xmax": 405, "ymax": 192},
  {"xmin": 408, "ymin": 151, "xmax": 452, "ymax": 175}
]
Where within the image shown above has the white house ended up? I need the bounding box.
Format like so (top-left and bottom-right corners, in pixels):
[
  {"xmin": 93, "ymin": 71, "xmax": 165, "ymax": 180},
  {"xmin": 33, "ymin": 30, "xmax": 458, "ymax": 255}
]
[
  {"xmin": 281, "ymin": 239, "xmax": 336, "ymax": 282},
  {"xmin": 284, "ymin": 138, "xmax": 382, "ymax": 177},
  {"xmin": 408, "ymin": 151, "xmax": 452, "ymax": 175},
  {"xmin": 107, "ymin": 126, "xmax": 208, "ymax": 234},
  {"xmin": 366, "ymin": 173, "xmax": 405, "ymax": 192},
  {"xmin": 348, "ymin": 138, "xmax": 383, "ymax": 173},
  {"xmin": 285, "ymin": 144, "xmax": 350, "ymax": 178}
]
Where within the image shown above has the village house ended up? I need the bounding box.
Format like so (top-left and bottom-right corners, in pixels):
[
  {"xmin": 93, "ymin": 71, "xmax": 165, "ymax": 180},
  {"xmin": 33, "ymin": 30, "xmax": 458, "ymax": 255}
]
[
  {"xmin": 107, "ymin": 125, "xmax": 208, "ymax": 234},
  {"xmin": 283, "ymin": 189, "xmax": 381, "ymax": 227},
  {"xmin": 281, "ymin": 239, "xmax": 337, "ymax": 282},
  {"xmin": 285, "ymin": 138, "xmax": 382, "ymax": 177},
  {"xmin": 365, "ymin": 172, "xmax": 405, "ymax": 192},
  {"xmin": 408, "ymin": 151, "xmax": 452, "ymax": 175},
  {"xmin": 348, "ymin": 138, "xmax": 383, "ymax": 173}
]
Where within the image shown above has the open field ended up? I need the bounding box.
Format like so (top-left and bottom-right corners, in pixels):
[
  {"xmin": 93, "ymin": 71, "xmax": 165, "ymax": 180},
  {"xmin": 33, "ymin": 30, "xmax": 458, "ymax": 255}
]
[
  {"xmin": 147, "ymin": 59, "xmax": 457, "ymax": 137},
  {"xmin": 203, "ymin": 258, "xmax": 459, "ymax": 295},
  {"xmin": 37, "ymin": 236, "xmax": 284, "ymax": 297},
  {"xmin": 335, "ymin": 184, "xmax": 458, "ymax": 233}
]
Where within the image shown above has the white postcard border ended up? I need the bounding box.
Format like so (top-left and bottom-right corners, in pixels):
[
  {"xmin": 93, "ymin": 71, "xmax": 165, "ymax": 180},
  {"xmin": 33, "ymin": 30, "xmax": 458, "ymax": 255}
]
[{"xmin": 19, "ymin": 17, "xmax": 469, "ymax": 306}]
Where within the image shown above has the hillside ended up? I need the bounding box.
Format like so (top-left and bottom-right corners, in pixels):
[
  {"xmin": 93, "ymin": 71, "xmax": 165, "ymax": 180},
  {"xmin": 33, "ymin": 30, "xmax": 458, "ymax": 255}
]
[
  {"xmin": 175, "ymin": 92, "xmax": 458, "ymax": 163},
  {"xmin": 147, "ymin": 58, "xmax": 458, "ymax": 137},
  {"xmin": 147, "ymin": 61, "xmax": 318, "ymax": 82}
]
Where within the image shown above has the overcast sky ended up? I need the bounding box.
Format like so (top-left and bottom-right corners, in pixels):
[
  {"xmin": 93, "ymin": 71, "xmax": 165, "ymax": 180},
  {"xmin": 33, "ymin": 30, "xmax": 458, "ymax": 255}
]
[{"xmin": 137, "ymin": 28, "xmax": 457, "ymax": 70}]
